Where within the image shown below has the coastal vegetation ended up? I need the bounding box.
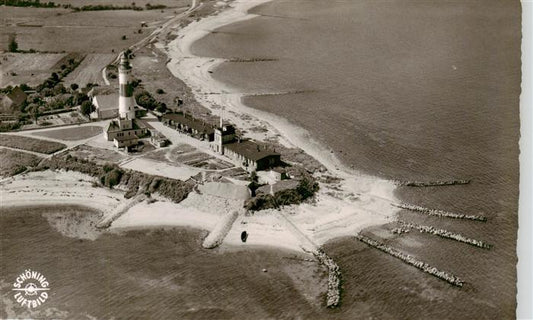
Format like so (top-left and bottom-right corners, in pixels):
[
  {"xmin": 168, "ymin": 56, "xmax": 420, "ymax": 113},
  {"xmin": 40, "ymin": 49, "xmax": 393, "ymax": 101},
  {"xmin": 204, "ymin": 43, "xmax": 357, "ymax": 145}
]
[
  {"xmin": 0, "ymin": 135, "xmax": 66, "ymax": 154},
  {"xmin": 0, "ymin": 148, "xmax": 42, "ymax": 177},
  {"xmin": 38, "ymin": 153, "xmax": 194, "ymax": 203},
  {"xmin": 3, "ymin": 0, "xmax": 168, "ymax": 11},
  {"xmin": 244, "ymin": 172, "xmax": 319, "ymax": 211}
]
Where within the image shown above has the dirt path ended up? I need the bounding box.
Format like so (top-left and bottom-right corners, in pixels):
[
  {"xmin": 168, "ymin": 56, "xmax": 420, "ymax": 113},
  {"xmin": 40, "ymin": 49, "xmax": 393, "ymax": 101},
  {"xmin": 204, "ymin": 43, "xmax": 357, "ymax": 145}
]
[{"xmin": 102, "ymin": 0, "xmax": 201, "ymax": 84}]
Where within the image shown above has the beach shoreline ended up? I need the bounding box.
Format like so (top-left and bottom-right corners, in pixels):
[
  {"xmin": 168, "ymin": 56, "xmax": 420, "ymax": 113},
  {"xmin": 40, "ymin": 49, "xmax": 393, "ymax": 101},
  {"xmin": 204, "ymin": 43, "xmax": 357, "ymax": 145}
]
[
  {"xmin": 1, "ymin": 0, "xmax": 399, "ymax": 255},
  {"xmin": 163, "ymin": 0, "xmax": 400, "ymax": 243}
]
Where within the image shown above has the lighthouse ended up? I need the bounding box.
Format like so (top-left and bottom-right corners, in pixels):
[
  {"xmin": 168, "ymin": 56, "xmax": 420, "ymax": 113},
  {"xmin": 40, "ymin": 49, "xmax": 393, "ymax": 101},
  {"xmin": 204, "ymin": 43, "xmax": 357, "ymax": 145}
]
[{"xmin": 118, "ymin": 52, "xmax": 136, "ymax": 120}]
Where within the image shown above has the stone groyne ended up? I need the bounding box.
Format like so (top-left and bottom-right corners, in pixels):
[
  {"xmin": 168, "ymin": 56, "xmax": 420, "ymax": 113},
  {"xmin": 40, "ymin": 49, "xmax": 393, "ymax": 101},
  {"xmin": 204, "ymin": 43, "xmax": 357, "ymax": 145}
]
[
  {"xmin": 356, "ymin": 235, "xmax": 464, "ymax": 287},
  {"xmin": 395, "ymin": 203, "xmax": 487, "ymax": 222},
  {"xmin": 394, "ymin": 179, "xmax": 470, "ymax": 187},
  {"xmin": 202, "ymin": 210, "xmax": 239, "ymax": 249},
  {"xmin": 313, "ymin": 249, "xmax": 341, "ymax": 308},
  {"xmin": 399, "ymin": 221, "xmax": 492, "ymax": 249},
  {"xmin": 96, "ymin": 194, "xmax": 146, "ymax": 229}
]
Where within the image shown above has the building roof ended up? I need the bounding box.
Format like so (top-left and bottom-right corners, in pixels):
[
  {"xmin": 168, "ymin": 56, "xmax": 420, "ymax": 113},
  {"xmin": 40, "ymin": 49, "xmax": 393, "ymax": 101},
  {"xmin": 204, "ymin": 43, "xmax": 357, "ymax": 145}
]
[
  {"xmin": 135, "ymin": 119, "xmax": 155, "ymax": 130},
  {"xmin": 6, "ymin": 87, "xmax": 27, "ymax": 107},
  {"xmin": 224, "ymin": 140, "xmax": 280, "ymax": 162},
  {"xmin": 162, "ymin": 113, "xmax": 215, "ymax": 135},
  {"xmin": 88, "ymin": 85, "xmax": 116, "ymax": 97},
  {"xmin": 256, "ymin": 179, "xmax": 300, "ymax": 195},
  {"xmin": 94, "ymin": 94, "xmax": 119, "ymax": 111},
  {"xmin": 114, "ymin": 134, "xmax": 138, "ymax": 142},
  {"xmin": 106, "ymin": 120, "xmax": 120, "ymax": 132}
]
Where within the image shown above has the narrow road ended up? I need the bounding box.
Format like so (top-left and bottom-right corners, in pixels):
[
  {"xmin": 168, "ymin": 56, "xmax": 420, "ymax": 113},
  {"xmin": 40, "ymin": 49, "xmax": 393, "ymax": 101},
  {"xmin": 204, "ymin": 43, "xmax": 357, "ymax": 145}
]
[{"xmin": 102, "ymin": 0, "xmax": 201, "ymax": 84}]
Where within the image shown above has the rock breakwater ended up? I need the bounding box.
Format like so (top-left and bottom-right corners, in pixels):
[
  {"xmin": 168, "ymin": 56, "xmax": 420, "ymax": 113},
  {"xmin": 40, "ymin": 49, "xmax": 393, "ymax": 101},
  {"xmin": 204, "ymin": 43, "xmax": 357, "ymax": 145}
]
[
  {"xmin": 202, "ymin": 211, "xmax": 239, "ymax": 249},
  {"xmin": 313, "ymin": 249, "xmax": 341, "ymax": 308},
  {"xmin": 399, "ymin": 221, "xmax": 491, "ymax": 249},
  {"xmin": 395, "ymin": 203, "xmax": 487, "ymax": 222},
  {"xmin": 356, "ymin": 234, "xmax": 464, "ymax": 287},
  {"xmin": 394, "ymin": 179, "xmax": 470, "ymax": 187}
]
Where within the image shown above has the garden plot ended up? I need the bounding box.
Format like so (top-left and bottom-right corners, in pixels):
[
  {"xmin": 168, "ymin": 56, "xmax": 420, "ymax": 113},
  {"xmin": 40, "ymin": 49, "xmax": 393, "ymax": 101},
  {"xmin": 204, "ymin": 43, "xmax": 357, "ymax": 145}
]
[
  {"xmin": 21, "ymin": 111, "xmax": 87, "ymax": 129},
  {"xmin": 144, "ymin": 143, "xmax": 235, "ymax": 170}
]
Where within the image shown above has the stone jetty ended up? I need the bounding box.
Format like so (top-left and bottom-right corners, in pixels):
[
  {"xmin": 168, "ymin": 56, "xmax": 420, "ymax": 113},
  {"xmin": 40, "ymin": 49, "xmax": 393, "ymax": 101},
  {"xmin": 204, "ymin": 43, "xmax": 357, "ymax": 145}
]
[
  {"xmin": 313, "ymin": 249, "xmax": 342, "ymax": 308},
  {"xmin": 394, "ymin": 179, "xmax": 471, "ymax": 187},
  {"xmin": 202, "ymin": 211, "xmax": 239, "ymax": 249},
  {"xmin": 96, "ymin": 194, "xmax": 146, "ymax": 229},
  {"xmin": 356, "ymin": 234, "xmax": 464, "ymax": 287},
  {"xmin": 399, "ymin": 221, "xmax": 492, "ymax": 249},
  {"xmin": 395, "ymin": 203, "xmax": 487, "ymax": 222}
]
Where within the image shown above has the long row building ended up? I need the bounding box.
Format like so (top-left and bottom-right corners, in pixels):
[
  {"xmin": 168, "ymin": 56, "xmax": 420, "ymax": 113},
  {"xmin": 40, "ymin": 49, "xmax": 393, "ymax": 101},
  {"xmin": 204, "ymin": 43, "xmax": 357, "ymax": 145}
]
[{"xmin": 161, "ymin": 113, "xmax": 280, "ymax": 172}]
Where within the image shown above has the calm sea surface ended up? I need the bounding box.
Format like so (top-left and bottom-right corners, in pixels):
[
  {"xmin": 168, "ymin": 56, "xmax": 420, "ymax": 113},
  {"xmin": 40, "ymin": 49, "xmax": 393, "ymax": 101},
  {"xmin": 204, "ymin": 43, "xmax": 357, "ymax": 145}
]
[
  {"xmin": 191, "ymin": 0, "xmax": 521, "ymax": 318},
  {"xmin": 1, "ymin": 0, "xmax": 520, "ymax": 319}
]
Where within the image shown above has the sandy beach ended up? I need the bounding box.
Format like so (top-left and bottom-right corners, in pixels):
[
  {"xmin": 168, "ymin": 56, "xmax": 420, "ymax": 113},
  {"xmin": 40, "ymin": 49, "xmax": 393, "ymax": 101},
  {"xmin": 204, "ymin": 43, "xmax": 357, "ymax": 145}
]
[
  {"xmin": 163, "ymin": 0, "xmax": 400, "ymax": 248},
  {"xmin": 0, "ymin": 0, "xmax": 399, "ymax": 255}
]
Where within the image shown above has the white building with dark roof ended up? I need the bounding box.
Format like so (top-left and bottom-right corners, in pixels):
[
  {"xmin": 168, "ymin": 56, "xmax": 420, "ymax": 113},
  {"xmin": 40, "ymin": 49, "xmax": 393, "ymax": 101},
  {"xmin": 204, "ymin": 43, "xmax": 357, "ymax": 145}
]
[{"xmin": 91, "ymin": 93, "xmax": 119, "ymax": 119}]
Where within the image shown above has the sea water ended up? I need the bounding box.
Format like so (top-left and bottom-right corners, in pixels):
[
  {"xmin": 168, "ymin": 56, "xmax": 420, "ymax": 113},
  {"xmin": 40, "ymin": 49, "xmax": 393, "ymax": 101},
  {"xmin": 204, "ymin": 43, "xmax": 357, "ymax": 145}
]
[{"xmin": 191, "ymin": 0, "xmax": 520, "ymax": 318}]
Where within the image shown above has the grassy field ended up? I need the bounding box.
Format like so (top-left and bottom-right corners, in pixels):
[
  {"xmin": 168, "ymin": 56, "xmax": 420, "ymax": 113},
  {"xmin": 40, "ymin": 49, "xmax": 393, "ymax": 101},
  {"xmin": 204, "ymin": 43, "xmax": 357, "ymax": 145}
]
[
  {"xmin": 31, "ymin": 126, "xmax": 102, "ymax": 141},
  {"xmin": 62, "ymin": 53, "xmax": 115, "ymax": 87},
  {"xmin": 0, "ymin": 148, "xmax": 42, "ymax": 176},
  {"xmin": 0, "ymin": 52, "xmax": 67, "ymax": 87},
  {"xmin": 0, "ymin": 134, "xmax": 67, "ymax": 154},
  {"xmin": 51, "ymin": 0, "xmax": 190, "ymax": 7},
  {"xmin": 0, "ymin": 6, "xmax": 183, "ymax": 53}
]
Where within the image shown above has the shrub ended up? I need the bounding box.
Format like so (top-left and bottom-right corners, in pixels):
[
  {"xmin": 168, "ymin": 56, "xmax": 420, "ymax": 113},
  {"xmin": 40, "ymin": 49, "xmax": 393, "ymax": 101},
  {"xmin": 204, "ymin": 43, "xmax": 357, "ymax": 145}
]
[
  {"xmin": 81, "ymin": 101, "xmax": 95, "ymax": 115},
  {"xmin": 103, "ymin": 168, "xmax": 123, "ymax": 188},
  {"xmin": 8, "ymin": 37, "xmax": 18, "ymax": 52}
]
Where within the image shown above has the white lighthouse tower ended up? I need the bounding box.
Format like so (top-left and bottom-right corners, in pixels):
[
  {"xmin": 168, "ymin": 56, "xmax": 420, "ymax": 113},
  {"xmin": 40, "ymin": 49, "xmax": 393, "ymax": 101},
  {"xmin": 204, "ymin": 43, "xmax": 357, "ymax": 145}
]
[{"xmin": 118, "ymin": 52, "xmax": 136, "ymax": 120}]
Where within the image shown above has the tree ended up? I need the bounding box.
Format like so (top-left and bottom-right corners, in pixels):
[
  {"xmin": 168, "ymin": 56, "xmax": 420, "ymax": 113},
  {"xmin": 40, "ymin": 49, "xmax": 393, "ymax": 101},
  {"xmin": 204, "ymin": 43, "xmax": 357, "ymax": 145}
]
[
  {"xmin": 156, "ymin": 103, "xmax": 167, "ymax": 113},
  {"xmin": 81, "ymin": 100, "xmax": 95, "ymax": 116},
  {"xmin": 121, "ymin": 35, "xmax": 127, "ymax": 40},
  {"xmin": 70, "ymin": 83, "xmax": 79, "ymax": 91},
  {"xmin": 156, "ymin": 88, "xmax": 165, "ymax": 94},
  {"xmin": 8, "ymin": 37, "xmax": 18, "ymax": 52}
]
